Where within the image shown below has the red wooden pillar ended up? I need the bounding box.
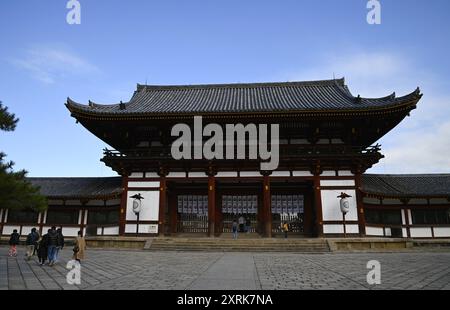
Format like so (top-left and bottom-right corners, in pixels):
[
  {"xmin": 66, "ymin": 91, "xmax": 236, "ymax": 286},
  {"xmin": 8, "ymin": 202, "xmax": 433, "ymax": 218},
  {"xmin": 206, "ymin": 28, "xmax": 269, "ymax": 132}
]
[
  {"xmin": 355, "ymin": 173, "xmax": 366, "ymax": 236},
  {"xmin": 208, "ymin": 175, "xmax": 216, "ymax": 237},
  {"xmin": 262, "ymin": 175, "xmax": 272, "ymax": 238},
  {"xmin": 168, "ymin": 190, "xmax": 177, "ymax": 234},
  {"xmin": 118, "ymin": 175, "xmax": 128, "ymax": 236},
  {"xmin": 313, "ymin": 175, "xmax": 324, "ymax": 237},
  {"xmin": 159, "ymin": 177, "xmax": 167, "ymax": 236}
]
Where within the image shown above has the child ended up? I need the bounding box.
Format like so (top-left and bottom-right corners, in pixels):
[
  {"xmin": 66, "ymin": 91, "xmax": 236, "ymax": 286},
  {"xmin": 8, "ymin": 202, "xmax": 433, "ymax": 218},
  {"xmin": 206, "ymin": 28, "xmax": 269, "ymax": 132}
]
[{"xmin": 8, "ymin": 229, "xmax": 20, "ymax": 257}]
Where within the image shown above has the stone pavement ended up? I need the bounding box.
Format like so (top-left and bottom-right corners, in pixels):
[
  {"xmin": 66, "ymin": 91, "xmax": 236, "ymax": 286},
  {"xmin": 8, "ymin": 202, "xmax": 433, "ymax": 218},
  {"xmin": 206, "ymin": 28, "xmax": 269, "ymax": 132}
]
[{"xmin": 1, "ymin": 246, "xmax": 450, "ymax": 290}]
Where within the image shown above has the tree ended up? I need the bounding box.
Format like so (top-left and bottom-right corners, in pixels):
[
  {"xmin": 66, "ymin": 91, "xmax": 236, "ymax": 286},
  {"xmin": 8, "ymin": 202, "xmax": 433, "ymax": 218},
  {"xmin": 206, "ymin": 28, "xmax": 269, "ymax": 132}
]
[{"xmin": 0, "ymin": 101, "xmax": 47, "ymax": 211}]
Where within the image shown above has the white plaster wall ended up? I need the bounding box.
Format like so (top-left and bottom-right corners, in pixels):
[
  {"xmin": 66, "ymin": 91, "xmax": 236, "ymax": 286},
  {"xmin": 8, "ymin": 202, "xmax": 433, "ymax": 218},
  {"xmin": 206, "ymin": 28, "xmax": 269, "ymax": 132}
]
[
  {"xmin": 410, "ymin": 227, "xmax": 433, "ymax": 238},
  {"xmin": 145, "ymin": 172, "xmax": 160, "ymax": 178},
  {"xmin": 320, "ymin": 180, "xmax": 355, "ymax": 187},
  {"xmin": 402, "ymin": 228, "xmax": 408, "ymax": 237},
  {"xmin": 323, "ymin": 224, "xmax": 344, "ymax": 234},
  {"xmin": 321, "ymin": 189, "xmax": 358, "ymax": 221},
  {"xmin": 125, "ymin": 224, "xmax": 158, "ymax": 234},
  {"xmin": 21, "ymin": 226, "xmax": 36, "ymax": 236},
  {"xmin": 321, "ymin": 171, "xmax": 336, "ymax": 177},
  {"xmin": 240, "ymin": 171, "xmax": 261, "ymax": 177},
  {"xmin": 103, "ymin": 226, "xmax": 120, "ymax": 235},
  {"xmin": 337, "ymin": 170, "xmax": 354, "ymax": 176},
  {"xmin": 128, "ymin": 181, "xmax": 160, "ymax": 188},
  {"xmin": 167, "ymin": 172, "xmax": 186, "ymax": 178},
  {"xmin": 271, "ymin": 171, "xmax": 290, "ymax": 177},
  {"xmin": 188, "ymin": 172, "xmax": 207, "ymax": 178},
  {"xmin": 346, "ymin": 224, "xmax": 359, "ymax": 234},
  {"xmin": 365, "ymin": 226, "xmax": 384, "ymax": 236},
  {"xmin": 126, "ymin": 190, "xmax": 160, "ymax": 221},
  {"xmin": 2, "ymin": 225, "xmax": 20, "ymax": 235},
  {"xmin": 401, "ymin": 210, "xmax": 406, "ymax": 225},
  {"xmin": 216, "ymin": 172, "xmax": 238, "ymax": 177},
  {"xmin": 130, "ymin": 172, "xmax": 144, "ymax": 178},
  {"xmin": 433, "ymin": 227, "xmax": 450, "ymax": 237},
  {"xmin": 292, "ymin": 171, "xmax": 313, "ymax": 177},
  {"xmin": 78, "ymin": 210, "xmax": 83, "ymax": 225},
  {"xmin": 84, "ymin": 210, "xmax": 88, "ymax": 225},
  {"xmin": 61, "ymin": 227, "xmax": 80, "ymax": 237}
]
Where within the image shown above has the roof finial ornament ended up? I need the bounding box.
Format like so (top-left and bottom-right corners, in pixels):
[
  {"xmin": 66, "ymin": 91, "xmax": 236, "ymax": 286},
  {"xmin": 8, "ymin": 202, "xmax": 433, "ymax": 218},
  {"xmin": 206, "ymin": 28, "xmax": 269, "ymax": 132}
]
[
  {"xmin": 355, "ymin": 94, "xmax": 362, "ymax": 104},
  {"xmin": 119, "ymin": 101, "xmax": 126, "ymax": 110},
  {"xmin": 88, "ymin": 100, "xmax": 94, "ymax": 107}
]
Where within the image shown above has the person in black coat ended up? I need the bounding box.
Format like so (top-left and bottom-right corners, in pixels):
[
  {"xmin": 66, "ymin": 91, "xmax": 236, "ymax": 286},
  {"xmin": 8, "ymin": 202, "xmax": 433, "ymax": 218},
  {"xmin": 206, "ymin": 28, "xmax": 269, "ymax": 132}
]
[
  {"xmin": 55, "ymin": 228, "xmax": 65, "ymax": 263},
  {"xmin": 37, "ymin": 230, "xmax": 50, "ymax": 265}
]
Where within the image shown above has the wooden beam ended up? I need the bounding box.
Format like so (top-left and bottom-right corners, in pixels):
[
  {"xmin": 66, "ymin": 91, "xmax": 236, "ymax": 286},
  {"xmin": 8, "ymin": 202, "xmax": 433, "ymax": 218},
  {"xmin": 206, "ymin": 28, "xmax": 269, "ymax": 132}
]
[
  {"xmin": 355, "ymin": 173, "xmax": 366, "ymax": 236},
  {"xmin": 208, "ymin": 175, "xmax": 216, "ymax": 237},
  {"xmin": 313, "ymin": 175, "xmax": 324, "ymax": 237},
  {"xmin": 118, "ymin": 175, "xmax": 128, "ymax": 236},
  {"xmin": 262, "ymin": 175, "xmax": 272, "ymax": 238},
  {"xmin": 159, "ymin": 177, "xmax": 167, "ymax": 236}
]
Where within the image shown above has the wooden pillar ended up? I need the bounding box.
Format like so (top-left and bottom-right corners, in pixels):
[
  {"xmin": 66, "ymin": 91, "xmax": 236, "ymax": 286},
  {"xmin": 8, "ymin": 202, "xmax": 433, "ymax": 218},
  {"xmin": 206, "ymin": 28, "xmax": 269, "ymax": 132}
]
[
  {"xmin": 159, "ymin": 177, "xmax": 167, "ymax": 236},
  {"xmin": 355, "ymin": 173, "xmax": 366, "ymax": 236},
  {"xmin": 168, "ymin": 191, "xmax": 177, "ymax": 234},
  {"xmin": 208, "ymin": 175, "xmax": 216, "ymax": 237},
  {"xmin": 0, "ymin": 209, "xmax": 4, "ymax": 236},
  {"xmin": 313, "ymin": 175, "xmax": 324, "ymax": 237},
  {"xmin": 403, "ymin": 208, "xmax": 411, "ymax": 238},
  {"xmin": 118, "ymin": 175, "xmax": 128, "ymax": 236},
  {"xmin": 262, "ymin": 175, "xmax": 272, "ymax": 238}
]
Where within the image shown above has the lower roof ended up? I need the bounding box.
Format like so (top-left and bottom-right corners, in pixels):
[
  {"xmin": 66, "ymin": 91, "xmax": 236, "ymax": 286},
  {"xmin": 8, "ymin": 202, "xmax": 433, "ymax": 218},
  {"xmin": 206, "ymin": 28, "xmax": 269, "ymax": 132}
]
[
  {"xmin": 27, "ymin": 174, "xmax": 450, "ymax": 200},
  {"xmin": 28, "ymin": 177, "xmax": 123, "ymax": 199},
  {"xmin": 362, "ymin": 174, "xmax": 450, "ymax": 198}
]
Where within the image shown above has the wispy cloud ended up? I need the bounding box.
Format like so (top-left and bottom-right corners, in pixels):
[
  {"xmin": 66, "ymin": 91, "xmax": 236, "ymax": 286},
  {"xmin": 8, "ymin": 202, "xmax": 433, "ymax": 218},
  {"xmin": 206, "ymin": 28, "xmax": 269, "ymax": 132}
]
[
  {"xmin": 287, "ymin": 50, "xmax": 450, "ymax": 173},
  {"xmin": 11, "ymin": 45, "xmax": 100, "ymax": 84}
]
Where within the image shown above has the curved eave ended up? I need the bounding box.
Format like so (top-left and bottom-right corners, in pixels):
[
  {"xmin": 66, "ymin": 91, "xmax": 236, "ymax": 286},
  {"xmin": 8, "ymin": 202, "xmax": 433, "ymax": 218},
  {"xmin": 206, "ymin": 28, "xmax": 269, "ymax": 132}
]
[{"xmin": 65, "ymin": 89, "xmax": 422, "ymax": 121}]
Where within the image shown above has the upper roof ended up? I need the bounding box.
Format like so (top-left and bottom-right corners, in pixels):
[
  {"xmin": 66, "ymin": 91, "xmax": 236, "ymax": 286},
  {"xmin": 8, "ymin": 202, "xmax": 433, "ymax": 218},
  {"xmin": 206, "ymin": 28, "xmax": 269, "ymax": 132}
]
[
  {"xmin": 66, "ymin": 78, "xmax": 422, "ymax": 117},
  {"xmin": 28, "ymin": 177, "xmax": 123, "ymax": 199},
  {"xmin": 362, "ymin": 174, "xmax": 450, "ymax": 198}
]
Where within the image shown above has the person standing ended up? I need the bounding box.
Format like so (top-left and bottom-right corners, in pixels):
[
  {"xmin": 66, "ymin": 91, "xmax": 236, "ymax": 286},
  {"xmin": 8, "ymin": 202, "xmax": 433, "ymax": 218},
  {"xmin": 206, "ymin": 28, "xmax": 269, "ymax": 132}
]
[
  {"xmin": 55, "ymin": 227, "xmax": 65, "ymax": 263},
  {"xmin": 282, "ymin": 221, "xmax": 289, "ymax": 239},
  {"xmin": 232, "ymin": 220, "xmax": 238, "ymax": 240},
  {"xmin": 73, "ymin": 230, "xmax": 86, "ymax": 263},
  {"xmin": 25, "ymin": 228, "xmax": 39, "ymax": 260},
  {"xmin": 8, "ymin": 229, "xmax": 20, "ymax": 257},
  {"xmin": 245, "ymin": 217, "xmax": 251, "ymax": 233},
  {"xmin": 37, "ymin": 230, "xmax": 49, "ymax": 266},
  {"xmin": 47, "ymin": 226, "xmax": 58, "ymax": 266},
  {"xmin": 238, "ymin": 215, "xmax": 245, "ymax": 233}
]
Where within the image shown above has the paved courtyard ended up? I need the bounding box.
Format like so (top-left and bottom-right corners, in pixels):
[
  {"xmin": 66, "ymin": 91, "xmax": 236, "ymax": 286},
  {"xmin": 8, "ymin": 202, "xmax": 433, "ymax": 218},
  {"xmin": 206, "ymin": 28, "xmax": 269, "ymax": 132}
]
[{"xmin": 1, "ymin": 246, "xmax": 450, "ymax": 290}]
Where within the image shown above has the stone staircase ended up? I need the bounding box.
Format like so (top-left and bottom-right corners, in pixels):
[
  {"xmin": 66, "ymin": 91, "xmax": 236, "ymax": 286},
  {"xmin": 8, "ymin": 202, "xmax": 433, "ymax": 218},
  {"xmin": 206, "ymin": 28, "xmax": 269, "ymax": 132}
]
[{"xmin": 145, "ymin": 237, "xmax": 330, "ymax": 253}]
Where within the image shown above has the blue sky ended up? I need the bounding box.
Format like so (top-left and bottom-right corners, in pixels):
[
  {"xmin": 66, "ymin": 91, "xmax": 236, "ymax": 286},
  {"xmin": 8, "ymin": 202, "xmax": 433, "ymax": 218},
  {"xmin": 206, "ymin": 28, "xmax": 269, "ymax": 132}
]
[{"xmin": 1, "ymin": 0, "xmax": 450, "ymax": 177}]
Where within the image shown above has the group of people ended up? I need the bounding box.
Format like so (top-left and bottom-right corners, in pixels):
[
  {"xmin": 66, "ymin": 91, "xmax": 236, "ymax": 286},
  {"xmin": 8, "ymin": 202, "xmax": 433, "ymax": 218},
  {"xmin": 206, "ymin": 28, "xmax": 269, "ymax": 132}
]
[
  {"xmin": 231, "ymin": 219, "xmax": 290, "ymax": 239},
  {"xmin": 8, "ymin": 227, "xmax": 86, "ymax": 265},
  {"xmin": 231, "ymin": 216, "xmax": 252, "ymax": 239}
]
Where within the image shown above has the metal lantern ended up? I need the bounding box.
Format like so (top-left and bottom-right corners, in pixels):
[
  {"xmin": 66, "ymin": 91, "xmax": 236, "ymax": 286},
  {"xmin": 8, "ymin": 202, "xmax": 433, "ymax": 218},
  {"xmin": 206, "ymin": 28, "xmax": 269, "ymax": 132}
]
[{"xmin": 337, "ymin": 192, "xmax": 352, "ymax": 215}]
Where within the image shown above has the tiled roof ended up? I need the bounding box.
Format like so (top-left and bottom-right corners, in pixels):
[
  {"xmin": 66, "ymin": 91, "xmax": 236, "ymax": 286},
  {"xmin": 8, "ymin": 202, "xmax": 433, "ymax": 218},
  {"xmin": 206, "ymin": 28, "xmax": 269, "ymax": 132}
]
[
  {"xmin": 362, "ymin": 174, "xmax": 450, "ymax": 197},
  {"xmin": 66, "ymin": 78, "xmax": 422, "ymax": 116},
  {"xmin": 28, "ymin": 177, "xmax": 123, "ymax": 199}
]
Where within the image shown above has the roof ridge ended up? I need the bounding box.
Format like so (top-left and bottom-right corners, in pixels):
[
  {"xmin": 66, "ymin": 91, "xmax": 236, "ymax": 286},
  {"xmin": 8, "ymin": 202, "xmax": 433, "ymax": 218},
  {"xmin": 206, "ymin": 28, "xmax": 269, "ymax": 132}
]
[{"xmin": 136, "ymin": 78, "xmax": 346, "ymax": 92}]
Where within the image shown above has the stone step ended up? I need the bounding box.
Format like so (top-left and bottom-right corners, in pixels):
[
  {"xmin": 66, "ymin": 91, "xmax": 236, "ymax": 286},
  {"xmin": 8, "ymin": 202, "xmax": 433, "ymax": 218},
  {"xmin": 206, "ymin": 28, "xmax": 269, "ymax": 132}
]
[{"xmin": 147, "ymin": 237, "xmax": 330, "ymax": 252}]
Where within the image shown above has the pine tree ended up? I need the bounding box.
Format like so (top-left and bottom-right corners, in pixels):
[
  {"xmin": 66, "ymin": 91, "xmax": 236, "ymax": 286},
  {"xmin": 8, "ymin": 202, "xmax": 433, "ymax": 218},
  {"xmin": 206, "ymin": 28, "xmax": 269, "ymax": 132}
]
[{"xmin": 0, "ymin": 101, "xmax": 47, "ymax": 211}]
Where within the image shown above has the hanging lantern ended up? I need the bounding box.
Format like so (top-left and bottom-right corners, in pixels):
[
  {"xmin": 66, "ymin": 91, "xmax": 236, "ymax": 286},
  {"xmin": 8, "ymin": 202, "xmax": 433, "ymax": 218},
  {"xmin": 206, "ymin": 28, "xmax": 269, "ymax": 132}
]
[
  {"xmin": 337, "ymin": 192, "xmax": 352, "ymax": 215},
  {"xmin": 130, "ymin": 193, "xmax": 144, "ymax": 215}
]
